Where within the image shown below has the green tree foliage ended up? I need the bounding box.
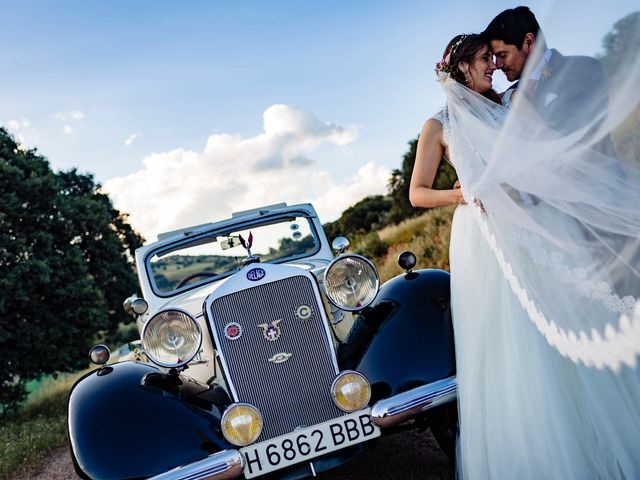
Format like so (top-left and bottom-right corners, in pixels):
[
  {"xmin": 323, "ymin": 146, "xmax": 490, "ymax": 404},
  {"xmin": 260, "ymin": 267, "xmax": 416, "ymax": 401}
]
[
  {"xmin": 0, "ymin": 128, "xmax": 144, "ymax": 412},
  {"xmin": 596, "ymin": 11, "xmax": 640, "ymax": 166},
  {"xmin": 598, "ymin": 11, "xmax": 640, "ymax": 74},
  {"xmin": 323, "ymin": 195, "xmax": 392, "ymax": 241},
  {"xmin": 387, "ymin": 137, "xmax": 457, "ymax": 224}
]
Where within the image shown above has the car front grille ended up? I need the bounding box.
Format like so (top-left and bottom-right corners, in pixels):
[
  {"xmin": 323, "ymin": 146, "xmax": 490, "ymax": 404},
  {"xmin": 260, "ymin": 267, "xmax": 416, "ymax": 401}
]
[{"xmin": 207, "ymin": 274, "xmax": 344, "ymax": 441}]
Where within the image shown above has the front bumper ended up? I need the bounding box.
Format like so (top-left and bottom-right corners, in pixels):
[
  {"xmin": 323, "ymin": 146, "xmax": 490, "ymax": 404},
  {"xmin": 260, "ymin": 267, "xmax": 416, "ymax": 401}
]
[
  {"xmin": 370, "ymin": 375, "xmax": 457, "ymax": 428},
  {"xmin": 149, "ymin": 375, "xmax": 457, "ymax": 480},
  {"xmin": 150, "ymin": 450, "xmax": 243, "ymax": 480}
]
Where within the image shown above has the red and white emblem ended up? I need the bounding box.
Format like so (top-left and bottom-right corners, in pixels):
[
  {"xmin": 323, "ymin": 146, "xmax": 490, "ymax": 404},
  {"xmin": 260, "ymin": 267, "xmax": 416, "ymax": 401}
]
[
  {"xmin": 224, "ymin": 322, "xmax": 243, "ymax": 340},
  {"xmin": 258, "ymin": 319, "xmax": 282, "ymax": 341}
]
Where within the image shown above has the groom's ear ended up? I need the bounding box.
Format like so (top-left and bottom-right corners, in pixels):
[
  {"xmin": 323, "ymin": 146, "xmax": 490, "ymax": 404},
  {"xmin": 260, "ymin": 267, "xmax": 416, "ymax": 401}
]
[{"xmin": 522, "ymin": 33, "xmax": 536, "ymax": 54}]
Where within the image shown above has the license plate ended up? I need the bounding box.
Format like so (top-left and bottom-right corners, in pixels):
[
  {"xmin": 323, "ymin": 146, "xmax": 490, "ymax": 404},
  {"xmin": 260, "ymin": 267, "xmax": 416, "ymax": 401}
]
[{"xmin": 240, "ymin": 408, "xmax": 381, "ymax": 478}]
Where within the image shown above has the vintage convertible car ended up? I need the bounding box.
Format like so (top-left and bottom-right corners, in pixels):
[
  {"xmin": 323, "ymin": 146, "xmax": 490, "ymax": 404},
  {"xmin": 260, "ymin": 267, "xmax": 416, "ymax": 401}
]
[{"xmin": 68, "ymin": 202, "xmax": 457, "ymax": 479}]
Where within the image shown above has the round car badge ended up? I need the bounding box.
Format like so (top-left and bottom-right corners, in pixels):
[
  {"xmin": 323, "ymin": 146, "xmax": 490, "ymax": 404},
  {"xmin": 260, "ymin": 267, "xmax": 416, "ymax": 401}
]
[
  {"xmin": 295, "ymin": 305, "xmax": 312, "ymax": 321},
  {"xmin": 246, "ymin": 267, "xmax": 266, "ymax": 281},
  {"xmin": 223, "ymin": 322, "xmax": 243, "ymax": 340}
]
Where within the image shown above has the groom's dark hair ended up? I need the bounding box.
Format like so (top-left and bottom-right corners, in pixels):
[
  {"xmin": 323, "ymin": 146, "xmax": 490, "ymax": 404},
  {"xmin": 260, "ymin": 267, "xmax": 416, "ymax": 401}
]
[{"xmin": 483, "ymin": 6, "xmax": 541, "ymax": 49}]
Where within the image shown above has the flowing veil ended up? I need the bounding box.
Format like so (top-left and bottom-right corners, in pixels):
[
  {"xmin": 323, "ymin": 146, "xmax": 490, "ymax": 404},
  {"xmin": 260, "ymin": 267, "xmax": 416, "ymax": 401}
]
[{"xmin": 440, "ymin": 12, "xmax": 640, "ymax": 372}]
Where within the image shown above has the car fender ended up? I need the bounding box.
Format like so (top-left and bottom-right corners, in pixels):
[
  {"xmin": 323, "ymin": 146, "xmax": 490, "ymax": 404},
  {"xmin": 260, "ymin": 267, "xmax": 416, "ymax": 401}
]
[
  {"xmin": 338, "ymin": 269, "xmax": 455, "ymax": 400},
  {"xmin": 68, "ymin": 361, "xmax": 230, "ymax": 479}
]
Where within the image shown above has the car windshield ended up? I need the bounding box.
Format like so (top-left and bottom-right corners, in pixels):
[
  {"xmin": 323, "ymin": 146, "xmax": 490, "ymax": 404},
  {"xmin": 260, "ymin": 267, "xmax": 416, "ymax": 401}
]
[{"xmin": 148, "ymin": 215, "xmax": 318, "ymax": 294}]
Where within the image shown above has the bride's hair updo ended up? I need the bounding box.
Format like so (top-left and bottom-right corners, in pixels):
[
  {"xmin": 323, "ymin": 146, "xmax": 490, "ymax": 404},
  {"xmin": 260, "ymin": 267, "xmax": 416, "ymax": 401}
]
[{"xmin": 442, "ymin": 34, "xmax": 501, "ymax": 104}]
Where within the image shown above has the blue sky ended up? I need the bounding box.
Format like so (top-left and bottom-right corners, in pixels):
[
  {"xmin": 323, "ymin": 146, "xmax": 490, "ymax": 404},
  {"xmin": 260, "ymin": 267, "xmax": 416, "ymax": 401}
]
[{"xmin": 2, "ymin": 1, "xmax": 637, "ymax": 239}]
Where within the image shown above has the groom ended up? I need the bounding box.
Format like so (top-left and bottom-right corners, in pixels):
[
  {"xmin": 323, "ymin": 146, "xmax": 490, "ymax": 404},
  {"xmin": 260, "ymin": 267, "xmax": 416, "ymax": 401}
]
[{"xmin": 482, "ymin": 6, "xmax": 608, "ymax": 135}]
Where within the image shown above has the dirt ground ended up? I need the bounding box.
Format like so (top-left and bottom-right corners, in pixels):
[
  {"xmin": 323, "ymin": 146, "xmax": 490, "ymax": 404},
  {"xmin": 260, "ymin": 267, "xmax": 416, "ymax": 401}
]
[{"xmin": 15, "ymin": 429, "xmax": 454, "ymax": 479}]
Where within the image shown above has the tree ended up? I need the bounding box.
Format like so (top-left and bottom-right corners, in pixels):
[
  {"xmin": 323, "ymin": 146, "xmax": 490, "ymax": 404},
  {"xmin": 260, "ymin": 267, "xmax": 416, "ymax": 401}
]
[
  {"xmin": 387, "ymin": 137, "xmax": 457, "ymax": 224},
  {"xmin": 598, "ymin": 12, "xmax": 640, "ymax": 74},
  {"xmin": 0, "ymin": 128, "xmax": 144, "ymax": 411},
  {"xmin": 323, "ymin": 195, "xmax": 392, "ymax": 241},
  {"xmin": 597, "ymin": 11, "xmax": 640, "ymax": 166}
]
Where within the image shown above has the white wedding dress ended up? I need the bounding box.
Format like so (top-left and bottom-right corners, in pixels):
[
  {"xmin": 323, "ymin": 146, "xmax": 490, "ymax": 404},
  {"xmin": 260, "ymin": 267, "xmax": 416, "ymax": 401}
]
[{"xmin": 434, "ymin": 88, "xmax": 640, "ymax": 479}]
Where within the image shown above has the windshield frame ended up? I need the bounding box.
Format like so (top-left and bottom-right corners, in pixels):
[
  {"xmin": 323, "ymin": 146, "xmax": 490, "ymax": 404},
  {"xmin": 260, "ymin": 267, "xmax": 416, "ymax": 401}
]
[{"xmin": 144, "ymin": 210, "xmax": 322, "ymax": 298}]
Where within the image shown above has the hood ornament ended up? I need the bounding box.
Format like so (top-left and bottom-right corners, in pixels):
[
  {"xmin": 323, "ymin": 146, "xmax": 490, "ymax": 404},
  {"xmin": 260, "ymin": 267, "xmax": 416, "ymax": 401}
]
[{"xmin": 239, "ymin": 232, "xmax": 260, "ymax": 265}]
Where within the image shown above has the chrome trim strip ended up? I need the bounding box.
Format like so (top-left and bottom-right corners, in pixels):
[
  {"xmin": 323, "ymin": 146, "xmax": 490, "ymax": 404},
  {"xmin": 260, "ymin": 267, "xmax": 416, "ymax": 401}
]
[
  {"xmin": 149, "ymin": 449, "xmax": 242, "ymax": 480},
  {"xmin": 370, "ymin": 376, "xmax": 457, "ymax": 428}
]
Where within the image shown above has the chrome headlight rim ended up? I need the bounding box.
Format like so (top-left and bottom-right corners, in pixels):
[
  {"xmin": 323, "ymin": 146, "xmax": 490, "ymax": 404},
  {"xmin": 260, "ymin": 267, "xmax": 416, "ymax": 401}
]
[
  {"xmin": 141, "ymin": 308, "xmax": 202, "ymax": 369},
  {"xmin": 322, "ymin": 253, "xmax": 380, "ymax": 312},
  {"xmin": 221, "ymin": 402, "xmax": 264, "ymax": 447},
  {"xmin": 330, "ymin": 370, "xmax": 372, "ymax": 413}
]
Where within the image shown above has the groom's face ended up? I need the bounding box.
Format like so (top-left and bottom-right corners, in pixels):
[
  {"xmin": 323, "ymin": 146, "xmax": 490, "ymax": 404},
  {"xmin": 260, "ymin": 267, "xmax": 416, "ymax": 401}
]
[{"xmin": 491, "ymin": 39, "xmax": 530, "ymax": 82}]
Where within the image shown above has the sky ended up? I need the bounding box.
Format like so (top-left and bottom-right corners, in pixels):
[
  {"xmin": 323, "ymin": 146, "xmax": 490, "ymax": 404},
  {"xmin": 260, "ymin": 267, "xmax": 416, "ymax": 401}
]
[{"xmin": 2, "ymin": 0, "xmax": 638, "ymax": 241}]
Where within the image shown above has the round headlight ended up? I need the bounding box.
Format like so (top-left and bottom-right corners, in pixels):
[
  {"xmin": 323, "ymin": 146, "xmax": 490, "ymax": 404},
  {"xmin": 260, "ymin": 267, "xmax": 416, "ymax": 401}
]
[
  {"xmin": 221, "ymin": 403, "xmax": 264, "ymax": 446},
  {"xmin": 323, "ymin": 254, "xmax": 379, "ymax": 311},
  {"xmin": 331, "ymin": 371, "xmax": 372, "ymax": 412},
  {"xmin": 142, "ymin": 309, "xmax": 202, "ymax": 368}
]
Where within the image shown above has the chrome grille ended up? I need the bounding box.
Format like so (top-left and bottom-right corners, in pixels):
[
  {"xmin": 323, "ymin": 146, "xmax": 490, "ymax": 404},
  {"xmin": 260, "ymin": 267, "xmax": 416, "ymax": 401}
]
[{"xmin": 208, "ymin": 274, "xmax": 344, "ymax": 441}]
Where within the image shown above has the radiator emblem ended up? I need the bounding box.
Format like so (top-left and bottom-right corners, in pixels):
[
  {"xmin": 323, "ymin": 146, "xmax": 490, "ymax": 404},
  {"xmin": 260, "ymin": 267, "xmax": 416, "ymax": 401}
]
[
  {"xmin": 258, "ymin": 319, "xmax": 282, "ymax": 341},
  {"xmin": 246, "ymin": 268, "xmax": 266, "ymax": 281},
  {"xmin": 268, "ymin": 352, "xmax": 292, "ymax": 364},
  {"xmin": 223, "ymin": 322, "xmax": 243, "ymax": 340},
  {"xmin": 295, "ymin": 305, "xmax": 313, "ymax": 321}
]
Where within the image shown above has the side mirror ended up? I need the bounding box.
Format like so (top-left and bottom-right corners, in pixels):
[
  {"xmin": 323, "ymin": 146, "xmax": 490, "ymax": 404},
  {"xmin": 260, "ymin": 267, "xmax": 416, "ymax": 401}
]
[
  {"xmin": 89, "ymin": 344, "xmax": 111, "ymax": 366},
  {"xmin": 331, "ymin": 236, "xmax": 350, "ymax": 254},
  {"xmin": 123, "ymin": 294, "xmax": 149, "ymax": 316}
]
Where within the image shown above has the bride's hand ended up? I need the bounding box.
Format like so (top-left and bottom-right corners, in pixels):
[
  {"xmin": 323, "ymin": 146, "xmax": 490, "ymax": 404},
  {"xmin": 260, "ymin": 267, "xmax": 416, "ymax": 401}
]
[{"xmin": 454, "ymin": 180, "xmax": 467, "ymax": 204}]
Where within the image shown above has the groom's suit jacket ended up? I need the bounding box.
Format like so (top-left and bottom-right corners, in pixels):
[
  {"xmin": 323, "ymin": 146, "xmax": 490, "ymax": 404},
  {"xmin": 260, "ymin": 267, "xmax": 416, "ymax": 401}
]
[{"xmin": 528, "ymin": 49, "xmax": 609, "ymax": 135}]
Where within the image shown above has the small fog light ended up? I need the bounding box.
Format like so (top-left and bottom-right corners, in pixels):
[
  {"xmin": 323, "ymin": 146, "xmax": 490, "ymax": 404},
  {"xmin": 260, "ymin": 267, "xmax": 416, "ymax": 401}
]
[
  {"xmin": 331, "ymin": 371, "xmax": 371, "ymax": 412},
  {"xmin": 221, "ymin": 403, "xmax": 264, "ymax": 446},
  {"xmin": 89, "ymin": 344, "xmax": 111, "ymax": 366}
]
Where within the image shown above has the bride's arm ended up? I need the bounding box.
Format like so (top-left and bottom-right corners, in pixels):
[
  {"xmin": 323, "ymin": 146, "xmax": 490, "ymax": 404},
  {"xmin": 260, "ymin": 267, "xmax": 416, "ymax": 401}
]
[{"xmin": 409, "ymin": 119, "xmax": 465, "ymax": 208}]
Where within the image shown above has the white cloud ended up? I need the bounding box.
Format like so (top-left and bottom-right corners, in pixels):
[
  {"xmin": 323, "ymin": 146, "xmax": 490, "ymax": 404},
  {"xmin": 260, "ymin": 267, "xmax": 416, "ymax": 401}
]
[
  {"xmin": 55, "ymin": 110, "xmax": 84, "ymax": 121},
  {"xmin": 124, "ymin": 133, "xmax": 139, "ymax": 146},
  {"xmin": 7, "ymin": 118, "xmax": 30, "ymax": 131},
  {"xmin": 104, "ymin": 104, "xmax": 388, "ymax": 241},
  {"xmin": 6, "ymin": 118, "xmax": 35, "ymax": 149},
  {"xmin": 63, "ymin": 125, "xmax": 74, "ymax": 135}
]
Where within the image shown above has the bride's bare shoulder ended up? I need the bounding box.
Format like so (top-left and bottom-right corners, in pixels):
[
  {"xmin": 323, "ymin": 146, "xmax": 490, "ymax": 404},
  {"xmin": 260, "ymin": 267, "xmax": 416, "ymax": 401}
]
[{"xmin": 421, "ymin": 117, "xmax": 444, "ymax": 137}]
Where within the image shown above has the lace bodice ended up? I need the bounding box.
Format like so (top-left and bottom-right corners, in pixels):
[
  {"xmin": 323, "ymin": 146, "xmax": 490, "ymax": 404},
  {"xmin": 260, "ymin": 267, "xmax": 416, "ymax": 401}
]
[{"xmin": 431, "ymin": 89, "xmax": 515, "ymax": 167}]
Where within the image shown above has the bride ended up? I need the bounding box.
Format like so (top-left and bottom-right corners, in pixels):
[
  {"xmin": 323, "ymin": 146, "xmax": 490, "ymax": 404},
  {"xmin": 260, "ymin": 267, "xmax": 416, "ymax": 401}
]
[{"xmin": 410, "ymin": 33, "xmax": 640, "ymax": 479}]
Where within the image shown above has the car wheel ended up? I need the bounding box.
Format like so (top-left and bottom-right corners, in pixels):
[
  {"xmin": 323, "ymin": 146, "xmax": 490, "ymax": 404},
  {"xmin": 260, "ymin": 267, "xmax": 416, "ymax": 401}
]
[{"xmin": 426, "ymin": 401, "xmax": 458, "ymax": 461}]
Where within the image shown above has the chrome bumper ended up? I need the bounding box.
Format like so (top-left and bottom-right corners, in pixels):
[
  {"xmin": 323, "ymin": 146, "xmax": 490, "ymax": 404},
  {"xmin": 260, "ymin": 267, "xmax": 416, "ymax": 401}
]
[
  {"xmin": 150, "ymin": 449, "xmax": 243, "ymax": 480},
  {"xmin": 149, "ymin": 375, "xmax": 456, "ymax": 479},
  {"xmin": 370, "ymin": 375, "xmax": 457, "ymax": 428}
]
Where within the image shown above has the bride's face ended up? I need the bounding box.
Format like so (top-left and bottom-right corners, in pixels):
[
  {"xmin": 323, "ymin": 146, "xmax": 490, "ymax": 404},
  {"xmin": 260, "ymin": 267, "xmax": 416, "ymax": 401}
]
[{"xmin": 467, "ymin": 46, "xmax": 497, "ymax": 93}]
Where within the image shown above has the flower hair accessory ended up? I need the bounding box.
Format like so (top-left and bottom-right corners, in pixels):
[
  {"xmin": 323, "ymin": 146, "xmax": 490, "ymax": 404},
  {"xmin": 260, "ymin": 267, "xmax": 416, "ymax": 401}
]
[{"xmin": 435, "ymin": 34, "xmax": 468, "ymax": 81}]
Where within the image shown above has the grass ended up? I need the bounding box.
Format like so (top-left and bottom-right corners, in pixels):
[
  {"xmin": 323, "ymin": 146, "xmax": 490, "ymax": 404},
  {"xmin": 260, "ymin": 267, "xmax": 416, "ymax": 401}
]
[
  {"xmin": 0, "ymin": 371, "xmax": 85, "ymax": 480},
  {"xmin": 354, "ymin": 207, "xmax": 455, "ymax": 283}
]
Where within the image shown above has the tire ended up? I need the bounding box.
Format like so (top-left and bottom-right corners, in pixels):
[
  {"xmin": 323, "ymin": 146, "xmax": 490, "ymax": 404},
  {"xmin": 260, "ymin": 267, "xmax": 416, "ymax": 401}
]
[{"xmin": 427, "ymin": 401, "xmax": 458, "ymax": 461}]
